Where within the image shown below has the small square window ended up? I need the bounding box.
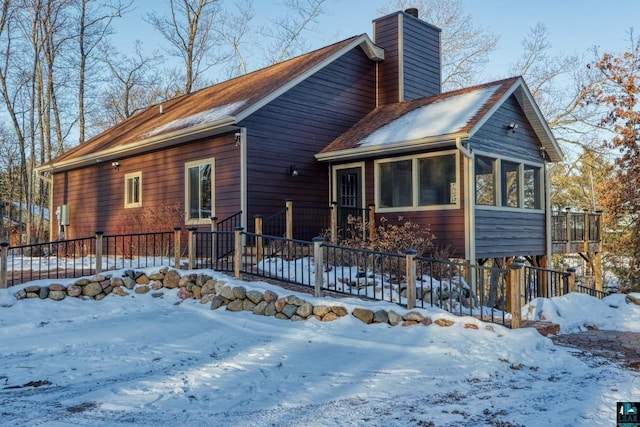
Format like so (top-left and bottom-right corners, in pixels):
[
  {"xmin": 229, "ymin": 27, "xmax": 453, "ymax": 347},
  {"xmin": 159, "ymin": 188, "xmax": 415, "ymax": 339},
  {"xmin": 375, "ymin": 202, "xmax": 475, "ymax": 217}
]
[{"xmin": 125, "ymin": 172, "xmax": 142, "ymax": 208}]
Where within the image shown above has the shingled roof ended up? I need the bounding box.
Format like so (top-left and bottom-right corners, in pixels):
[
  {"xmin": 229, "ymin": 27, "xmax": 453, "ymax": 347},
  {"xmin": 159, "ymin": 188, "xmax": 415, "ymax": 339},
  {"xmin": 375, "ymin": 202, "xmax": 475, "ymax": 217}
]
[
  {"xmin": 316, "ymin": 76, "xmax": 563, "ymax": 162},
  {"xmin": 40, "ymin": 34, "xmax": 383, "ymax": 172}
]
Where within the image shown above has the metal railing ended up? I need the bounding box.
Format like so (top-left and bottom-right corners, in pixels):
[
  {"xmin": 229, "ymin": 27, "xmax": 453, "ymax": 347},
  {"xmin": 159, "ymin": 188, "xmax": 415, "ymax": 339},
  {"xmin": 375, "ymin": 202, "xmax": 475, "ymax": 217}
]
[
  {"xmin": 522, "ymin": 265, "xmax": 570, "ymax": 302},
  {"xmin": 101, "ymin": 231, "xmax": 174, "ymax": 270},
  {"xmin": 551, "ymin": 210, "xmax": 602, "ymax": 244},
  {"xmin": 321, "ymin": 242, "xmax": 407, "ymax": 305},
  {"xmin": 293, "ymin": 205, "xmax": 331, "ymax": 241}
]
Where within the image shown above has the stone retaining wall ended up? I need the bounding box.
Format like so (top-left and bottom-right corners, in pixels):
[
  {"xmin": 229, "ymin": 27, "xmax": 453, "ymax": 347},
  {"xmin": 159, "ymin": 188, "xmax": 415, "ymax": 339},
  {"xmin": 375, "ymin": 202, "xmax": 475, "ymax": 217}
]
[{"xmin": 12, "ymin": 268, "xmax": 490, "ymax": 329}]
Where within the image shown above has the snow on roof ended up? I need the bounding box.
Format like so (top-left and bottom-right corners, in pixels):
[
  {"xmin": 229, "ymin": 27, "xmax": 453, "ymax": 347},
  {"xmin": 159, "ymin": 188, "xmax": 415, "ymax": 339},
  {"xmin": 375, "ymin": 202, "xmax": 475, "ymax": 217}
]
[
  {"xmin": 144, "ymin": 99, "xmax": 248, "ymax": 138},
  {"xmin": 358, "ymin": 85, "xmax": 499, "ymax": 147}
]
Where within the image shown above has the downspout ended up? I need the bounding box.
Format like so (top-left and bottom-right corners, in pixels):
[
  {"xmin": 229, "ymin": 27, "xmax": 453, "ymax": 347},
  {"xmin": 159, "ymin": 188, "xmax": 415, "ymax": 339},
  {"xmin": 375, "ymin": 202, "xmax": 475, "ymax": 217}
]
[
  {"xmin": 238, "ymin": 127, "xmax": 247, "ymax": 231},
  {"xmin": 456, "ymin": 138, "xmax": 475, "ymax": 265},
  {"xmin": 35, "ymin": 169, "xmax": 54, "ymax": 242},
  {"xmin": 545, "ymin": 162, "xmax": 557, "ymax": 265}
]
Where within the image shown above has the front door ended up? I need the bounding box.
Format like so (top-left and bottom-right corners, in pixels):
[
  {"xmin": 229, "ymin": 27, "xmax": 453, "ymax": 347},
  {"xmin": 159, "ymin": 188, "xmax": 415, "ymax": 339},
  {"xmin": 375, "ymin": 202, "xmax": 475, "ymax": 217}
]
[{"xmin": 335, "ymin": 166, "xmax": 364, "ymax": 238}]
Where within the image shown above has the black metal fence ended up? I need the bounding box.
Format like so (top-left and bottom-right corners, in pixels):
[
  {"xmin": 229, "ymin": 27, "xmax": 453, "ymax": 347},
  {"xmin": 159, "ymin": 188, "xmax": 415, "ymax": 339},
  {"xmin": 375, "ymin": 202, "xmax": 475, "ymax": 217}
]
[
  {"xmin": 522, "ymin": 265, "xmax": 570, "ymax": 302},
  {"xmin": 101, "ymin": 231, "xmax": 175, "ymax": 270}
]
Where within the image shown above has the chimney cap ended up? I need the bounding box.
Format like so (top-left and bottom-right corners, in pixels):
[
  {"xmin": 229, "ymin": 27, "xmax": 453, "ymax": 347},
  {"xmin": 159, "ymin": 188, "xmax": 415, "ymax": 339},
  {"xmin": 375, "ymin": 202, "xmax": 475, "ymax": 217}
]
[{"xmin": 405, "ymin": 7, "xmax": 419, "ymax": 18}]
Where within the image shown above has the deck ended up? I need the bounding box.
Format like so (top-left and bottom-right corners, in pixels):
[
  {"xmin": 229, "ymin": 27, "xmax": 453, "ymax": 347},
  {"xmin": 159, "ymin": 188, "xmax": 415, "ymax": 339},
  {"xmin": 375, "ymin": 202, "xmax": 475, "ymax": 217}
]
[{"xmin": 551, "ymin": 209, "xmax": 602, "ymax": 255}]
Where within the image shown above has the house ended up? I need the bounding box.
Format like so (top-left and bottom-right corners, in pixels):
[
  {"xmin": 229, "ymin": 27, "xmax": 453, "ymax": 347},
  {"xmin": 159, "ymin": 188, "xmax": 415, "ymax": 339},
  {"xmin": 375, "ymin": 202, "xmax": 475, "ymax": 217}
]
[
  {"xmin": 1, "ymin": 201, "xmax": 50, "ymax": 245},
  {"xmin": 36, "ymin": 9, "xmax": 563, "ymax": 267}
]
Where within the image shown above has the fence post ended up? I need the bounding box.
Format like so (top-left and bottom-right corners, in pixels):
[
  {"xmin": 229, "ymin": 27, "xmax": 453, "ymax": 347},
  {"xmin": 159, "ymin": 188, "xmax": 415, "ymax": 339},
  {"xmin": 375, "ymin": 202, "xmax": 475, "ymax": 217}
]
[
  {"xmin": 566, "ymin": 267, "xmax": 577, "ymax": 294},
  {"xmin": 187, "ymin": 227, "xmax": 197, "ymax": 269},
  {"xmin": 330, "ymin": 201, "xmax": 337, "ymax": 243},
  {"xmin": 254, "ymin": 215, "xmax": 263, "ymax": 263},
  {"xmin": 0, "ymin": 242, "xmax": 8, "ymax": 288},
  {"xmin": 313, "ymin": 237, "xmax": 324, "ymax": 297},
  {"xmin": 234, "ymin": 227, "xmax": 244, "ymax": 279},
  {"xmin": 211, "ymin": 217, "xmax": 218, "ymax": 264},
  {"xmin": 173, "ymin": 227, "xmax": 181, "ymax": 269},
  {"xmin": 285, "ymin": 199, "xmax": 293, "ymax": 240},
  {"xmin": 95, "ymin": 231, "xmax": 104, "ymax": 274},
  {"xmin": 405, "ymin": 249, "xmax": 417, "ymax": 309},
  {"xmin": 565, "ymin": 207, "xmax": 571, "ymax": 253},
  {"xmin": 367, "ymin": 204, "xmax": 376, "ymax": 241},
  {"xmin": 509, "ymin": 258, "xmax": 524, "ymax": 329}
]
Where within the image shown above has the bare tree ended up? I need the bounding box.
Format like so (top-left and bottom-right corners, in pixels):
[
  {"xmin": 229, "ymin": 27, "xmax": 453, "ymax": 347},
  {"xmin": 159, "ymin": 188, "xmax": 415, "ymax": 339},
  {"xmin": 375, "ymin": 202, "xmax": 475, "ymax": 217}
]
[
  {"xmin": 74, "ymin": 0, "xmax": 132, "ymax": 144},
  {"xmin": 213, "ymin": 0, "xmax": 254, "ymax": 78},
  {"xmin": 93, "ymin": 41, "xmax": 166, "ymax": 130},
  {"xmin": 379, "ymin": 0, "xmax": 498, "ymax": 90},
  {"xmin": 261, "ymin": 0, "xmax": 327, "ymax": 64},
  {"xmin": 145, "ymin": 0, "xmax": 224, "ymax": 94}
]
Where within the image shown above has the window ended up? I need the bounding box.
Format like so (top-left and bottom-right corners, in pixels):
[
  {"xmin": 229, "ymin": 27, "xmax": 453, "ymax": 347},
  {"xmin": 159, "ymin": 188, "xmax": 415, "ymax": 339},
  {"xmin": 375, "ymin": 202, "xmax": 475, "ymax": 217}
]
[
  {"xmin": 501, "ymin": 160, "xmax": 519, "ymax": 208},
  {"xmin": 475, "ymin": 156, "xmax": 495, "ymax": 205},
  {"xmin": 185, "ymin": 159, "xmax": 214, "ymax": 223},
  {"xmin": 376, "ymin": 152, "xmax": 458, "ymax": 210},
  {"xmin": 418, "ymin": 154, "xmax": 456, "ymax": 205},
  {"xmin": 474, "ymin": 154, "xmax": 543, "ymax": 210},
  {"xmin": 379, "ymin": 160, "xmax": 412, "ymax": 208},
  {"xmin": 124, "ymin": 172, "xmax": 142, "ymax": 208},
  {"xmin": 523, "ymin": 165, "xmax": 541, "ymax": 209}
]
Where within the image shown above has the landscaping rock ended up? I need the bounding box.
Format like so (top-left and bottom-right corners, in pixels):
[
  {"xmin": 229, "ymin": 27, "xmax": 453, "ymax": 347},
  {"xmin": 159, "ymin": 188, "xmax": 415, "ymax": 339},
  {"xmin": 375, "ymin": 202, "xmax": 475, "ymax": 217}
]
[
  {"xmin": 123, "ymin": 277, "xmax": 136, "ymax": 290},
  {"xmin": 48, "ymin": 284, "xmax": 65, "ymax": 291},
  {"xmin": 149, "ymin": 272, "xmax": 165, "ymax": 281},
  {"xmin": 163, "ymin": 270, "xmax": 180, "ymax": 288},
  {"xmin": 403, "ymin": 311, "xmax": 424, "ymax": 322},
  {"xmin": 110, "ymin": 277, "xmax": 124, "ymax": 288},
  {"xmin": 402, "ymin": 320, "xmax": 419, "ymax": 327},
  {"xmin": 387, "ymin": 310, "xmax": 402, "ymax": 326},
  {"xmin": 49, "ymin": 290, "xmax": 65, "ymax": 301},
  {"xmin": 192, "ymin": 285, "xmax": 202, "ymax": 299},
  {"xmin": 422, "ymin": 317, "xmax": 433, "ymax": 326},
  {"xmin": 253, "ymin": 301, "xmax": 268, "ymax": 315},
  {"xmin": 112, "ymin": 287, "xmax": 129, "ymax": 296},
  {"xmin": 373, "ymin": 310, "xmax": 389, "ymax": 324},
  {"xmin": 74, "ymin": 278, "xmax": 90, "ymax": 286},
  {"xmin": 136, "ymin": 274, "xmax": 150, "ymax": 284},
  {"xmin": 313, "ymin": 305, "xmax": 331, "ymax": 317},
  {"xmin": 626, "ymin": 294, "xmax": 640, "ymax": 306},
  {"xmin": 286, "ymin": 295, "xmax": 305, "ymax": 306},
  {"xmin": 135, "ymin": 286, "xmax": 150, "ymax": 295},
  {"xmin": 435, "ymin": 318, "xmax": 455, "ymax": 327},
  {"xmin": 196, "ymin": 274, "xmax": 211, "ymax": 287},
  {"xmin": 201, "ymin": 280, "xmax": 217, "ymax": 296},
  {"xmin": 331, "ymin": 306, "xmax": 348, "ymax": 317},
  {"xmin": 352, "ymin": 308, "xmax": 374, "ymax": 324},
  {"xmin": 232, "ymin": 286, "xmax": 247, "ymax": 300},
  {"xmin": 210, "ymin": 295, "xmax": 225, "ymax": 310},
  {"xmin": 218, "ymin": 286, "xmax": 235, "ymax": 300},
  {"xmin": 94, "ymin": 293, "xmax": 106, "ymax": 301},
  {"xmin": 322, "ymin": 312, "xmax": 339, "ymax": 322},
  {"xmin": 275, "ymin": 298, "xmax": 287, "ymax": 312},
  {"xmin": 14, "ymin": 289, "xmax": 26, "ymax": 300},
  {"xmin": 177, "ymin": 287, "xmax": 193, "ymax": 299},
  {"xmin": 39, "ymin": 287, "xmax": 49, "ymax": 299},
  {"xmin": 66, "ymin": 285, "xmax": 82, "ymax": 297},
  {"xmin": 246, "ymin": 290, "xmax": 263, "ymax": 304},
  {"xmin": 178, "ymin": 276, "xmax": 193, "ymax": 288},
  {"xmin": 264, "ymin": 302, "xmax": 277, "ymax": 317},
  {"xmin": 227, "ymin": 299, "xmax": 244, "ymax": 312},
  {"xmin": 282, "ymin": 304, "xmax": 298, "ymax": 318},
  {"xmin": 242, "ymin": 299, "xmax": 256, "ymax": 311},
  {"xmin": 82, "ymin": 282, "xmax": 103, "ymax": 297},
  {"xmin": 263, "ymin": 289, "xmax": 278, "ymax": 303},
  {"xmin": 25, "ymin": 285, "xmax": 40, "ymax": 293},
  {"xmin": 296, "ymin": 302, "xmax": 313, "ymax": 318}
]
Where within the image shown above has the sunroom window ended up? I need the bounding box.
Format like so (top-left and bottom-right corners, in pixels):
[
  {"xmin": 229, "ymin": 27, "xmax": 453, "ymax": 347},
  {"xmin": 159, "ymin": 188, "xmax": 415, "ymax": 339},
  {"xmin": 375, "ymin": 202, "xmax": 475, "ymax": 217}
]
[
  {"xmin": 377, "ymin": 152, "xmax": 458, "ymax": 210},
  {"xmin": 418, "ymin": 154, "xmax": 456, "ymax": 205},
  {"xmin": 523, "ymin": 165, "xmax": 541, "ymax": 209},
  {"xmin": 379, "ymin": 160, "xmax": 412, "ymax": 208},
  {"xmin": 501, "ymin": 160, "xmax": 519, "ymax": 208},
  {"xmin": 185, "ymin": 159, "xmax": 214, "ymax": 222},
  {"xmin": 475, "ymin": 156, "xmax": 495, "ymax": 205}
]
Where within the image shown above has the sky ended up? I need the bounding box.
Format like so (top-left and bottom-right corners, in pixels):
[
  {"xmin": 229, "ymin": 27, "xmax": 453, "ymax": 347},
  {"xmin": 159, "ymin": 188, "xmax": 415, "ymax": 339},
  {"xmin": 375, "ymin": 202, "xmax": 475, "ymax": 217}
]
[
  {"xmin": 113, "ymin": 0, "xmax": 640, "ymax": 82},
  {"xmin": 1, "ymin": 264, "xmax": 639, "ymax": 426}
]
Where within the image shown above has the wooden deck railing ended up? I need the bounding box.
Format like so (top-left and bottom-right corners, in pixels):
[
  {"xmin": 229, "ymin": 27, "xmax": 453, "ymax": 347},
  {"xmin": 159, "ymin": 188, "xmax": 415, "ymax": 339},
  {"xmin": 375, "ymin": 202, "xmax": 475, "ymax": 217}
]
[{"xmin": 551, "ymin": 208, "xmax": 602, "ymax": 254}]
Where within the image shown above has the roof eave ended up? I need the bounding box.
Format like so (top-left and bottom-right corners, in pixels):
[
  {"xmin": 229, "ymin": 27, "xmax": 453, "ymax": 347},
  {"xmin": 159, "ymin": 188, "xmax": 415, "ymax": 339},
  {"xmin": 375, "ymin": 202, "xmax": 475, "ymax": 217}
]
[
  {"xmin": 315, "ymin": 133, "xmax": 467, "ymax": 162},
  {"xmin": 235, "ymin": 34, "xmax": 384, "ymax": 122},
  {"xmin": 36, "ymin": 117, "xmax": 238, "ymax": 174},
  {"xmin": 467, "ymin": 77, "xmax": 563, "ymax": 163}
]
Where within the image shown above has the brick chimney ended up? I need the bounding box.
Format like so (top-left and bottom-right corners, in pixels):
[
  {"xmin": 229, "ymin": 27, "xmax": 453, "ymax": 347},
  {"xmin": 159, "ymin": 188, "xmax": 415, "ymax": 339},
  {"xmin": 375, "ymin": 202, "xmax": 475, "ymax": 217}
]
[{"xmin": 373, "ymin": 9, "xmax": 441, "ymax": 105}]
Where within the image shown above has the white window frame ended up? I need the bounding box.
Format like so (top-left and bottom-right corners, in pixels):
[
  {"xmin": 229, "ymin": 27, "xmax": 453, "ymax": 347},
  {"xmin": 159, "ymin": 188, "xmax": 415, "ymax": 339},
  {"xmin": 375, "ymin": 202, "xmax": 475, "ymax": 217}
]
[
  {"xmin": 184, "ymin": 158, "xmax": 215, "ymax": 225},
  {"xmin": 473, "ymin": 150, "xmax": 545, "ymax": 213},
  {"xmin": 374, "ymin": 150, "xmax": 460, "ymax": 213},
  {"xmin": 124, "ymin": 172, "xmax": 142, "ymax": 208}
]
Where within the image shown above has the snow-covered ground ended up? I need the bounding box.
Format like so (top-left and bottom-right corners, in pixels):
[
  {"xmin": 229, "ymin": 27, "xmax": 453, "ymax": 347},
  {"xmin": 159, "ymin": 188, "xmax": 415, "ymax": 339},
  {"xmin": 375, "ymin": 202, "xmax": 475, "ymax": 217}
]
[{"xmin": 1, "ymin": 268, "xmax": 639, "ymax": 427}]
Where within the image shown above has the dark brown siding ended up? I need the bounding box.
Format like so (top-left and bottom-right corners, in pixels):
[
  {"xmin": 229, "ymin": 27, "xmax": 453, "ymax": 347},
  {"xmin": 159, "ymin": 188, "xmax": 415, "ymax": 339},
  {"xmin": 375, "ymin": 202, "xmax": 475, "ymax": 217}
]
[
  {"xmin": 374, "ymin": 11, "xmax": 441, "ymax": 105},
  {"xmin": 471, "ymin": 95, "xmax": 548, "ymax": 258},
  {"xmin": 51, "ymin": 133, "xmax": 241, "ymax": 239},
  {"xmin": 240, "ymin": 47, "xmax": 376, "ymax": 227}
]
